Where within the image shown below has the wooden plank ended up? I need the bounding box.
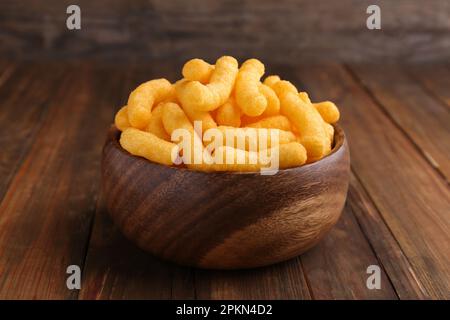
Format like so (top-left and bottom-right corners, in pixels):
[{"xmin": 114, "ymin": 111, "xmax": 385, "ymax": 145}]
[
  {"xmin": 0, "ymin": 63, "xmax": 125, "ymax": 299},
  {"xmin": 78, "ymin": 198, "xmax": 195, "ymax": 299},
  {"xmin": 0, "ymin": 62, "xmax": 64, "ymax": 202},
  {"xmin": 292, "ymin": 63, "xmax": 450, "ymax": 299},
  {"xmin": 300, "ymin": 196, "xmax": 397, "ymax": 300},
  {"xmin": 406, "ymin": 64, "xmax": 450, "ymax": 110},
  {"xmin": 0, "ymin": 0, "xmax": 449, "ymax": 63},
  {"xmin": 195, "ymin": 258, "xmax": 311, "ymax": 299},
  {"xmin": 0, "ymin": 61, "xmax": 15, "ymax": 88},
  {"xmin": 79, "ymin": 63, "xmax": 196, "ymax": 300},
  {"xmin": 347, "ymin": 174, "xmax": 430, "ymax": 299},
  {"xmin": 347, "ymin": 64, "xmax": 450, "ymax": 182}
]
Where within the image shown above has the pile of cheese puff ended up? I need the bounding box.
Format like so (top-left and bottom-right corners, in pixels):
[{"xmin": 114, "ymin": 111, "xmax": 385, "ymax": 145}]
[{"xmin": 114, "ymin": 56, "xmax": 340, "ymax": 172}]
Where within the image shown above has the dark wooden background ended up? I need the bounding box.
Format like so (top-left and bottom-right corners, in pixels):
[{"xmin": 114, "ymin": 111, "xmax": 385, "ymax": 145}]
[{"xmin": 0, "ymin": 0, "xmax": 449, "ymax": 63}]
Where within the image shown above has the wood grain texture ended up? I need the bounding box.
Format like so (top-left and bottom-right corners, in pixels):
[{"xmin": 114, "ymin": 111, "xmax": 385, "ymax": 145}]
[
  {"xmin": 0, "ymin": 63, "xmax": 63, "ymax": 202},
  {"xmin": 347, "ymin": 64, "xmax": 450, "ymax": 182},
  {"xmin": 347, "ymin": 174, "xmax": 430, "ymax": 299},
  {"xmin": 79, "ymin": 198, "xmax": 195, "ymax": 299},
  {"xmin": 293, "ymin": 63, "xmax": 450, "ymax": 299},
  {"xmin": 195, "ymin": 257, "xmax": 311, "ymax": 299},
  {"xmin": 406, "ymin": 64, "xmax": 450, "ymax": 110},
  {"xmin": 300, "ymin": 198, "xmax": 397, "ymax": 300},
  {"xmin": 101, "ymin": 126, "xmax": 349, "ymax": 269},
  {"xmin": 0, "ymin": 64, "xmax": 125, "ymax": 298},
  {"xmin": 0, "ymin": 0, "xmax": 449, "ymax": 62}
]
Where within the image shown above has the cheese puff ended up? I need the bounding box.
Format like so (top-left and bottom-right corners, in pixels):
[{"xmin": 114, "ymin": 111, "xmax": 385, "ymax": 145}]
[
  {"xmin": 182, "ymin": 58, "xmax": 214, "ymax": 84},
  {"xmin": 175, "ymin": 79, "xmax": 217, "ymax": 132},
  {"xmin": 321, "ymin": 122, "xmax": 334, "ymax": 158},
  {"xmin": 216, "ymin": 97, "xmax": 241, "ymax": 127},
  {"xmin": 176, "ymin": 56, "xmax": 238, "ymax": 112},
  {"xmin": 212, "ymin": 141, "xmax": 306, "ymax": 172},
  {"xmin": 273, "ymin": 81, "xmax": 328, "ymax": 159},
  {"xmin": 240, "ymin": 114, "xmax": 264, "ymax": 126},
  {"xmin": 277, "ymin": 142, "xmax": 307, "ymax": 168},
  {"xmin": 240, "ymin": 99, "xmax": 282, "ymax": 125},
  {"xmin": 246, "ymin": 115, "xmax": 292, "ymax": 131},
  {"xmin": 212, "ymin": 146, "xmax": 261, "ymax": 172},
  {"xmin": 217, "ymin": 126, "xmax": 296, "ymax": 151},
  {"xmin": 127, "ymin": 79, "xmax": 175, "ymax": 129},
  {"xmin": 161, "ymin": 102, "xmax": 194, "ymax": 133},
  {"xmin": 145, "ymin": 103, "xmax": 170, "ymax": 141},
  {"xmin": 259, "ymin": 83, "xmax": 280, "ymax": 116},
  {"xmin": 162, "ymin": 102, "xmax": 214, "ymax": 170},
  {"xmin": 303, "ymin": 119, "xmax": 334, "ymax": 164},
  {"xmin": 120, "ymin": 128, "xmax": 179, "ymax": 166},
  {"xmin": 114, "ymin": 106, "xmax": 130, "ymax": 131},
  {"xmin": 298, "ymin": 92, "xmax": 311, "ymax": 104},
  {"xmin": 273, "ymin": 80, "xmax": 298, "ymax": 95},
  {"xmin": 235, "ymin": 59, "xmax": 267, "ymax": 116},
  {"xmin": 324, "ymin": 122, "xmax": 335, "ymax": 144},
  {"xmin": 263, "ymin": 75, "xmax": 281, "ymax": 89},
  {"xmin": 256, "ymin": 142, "xmax": 308, "ymax": 170},
  {"xmin": 313, "ymin": 101, "xmax": 340, "ymax": 124}
]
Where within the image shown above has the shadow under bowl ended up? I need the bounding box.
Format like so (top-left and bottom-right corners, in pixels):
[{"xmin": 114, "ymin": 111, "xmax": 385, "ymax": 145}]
[{"xmin": 102, "ymin": 124, "xmax": 350, "ymax": 269}]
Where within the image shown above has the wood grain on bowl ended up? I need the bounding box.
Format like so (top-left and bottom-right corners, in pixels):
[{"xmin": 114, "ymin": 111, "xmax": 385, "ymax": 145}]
[{"xmin": 101, "ymin": 125, "xmax": 350, "ymax": 269}]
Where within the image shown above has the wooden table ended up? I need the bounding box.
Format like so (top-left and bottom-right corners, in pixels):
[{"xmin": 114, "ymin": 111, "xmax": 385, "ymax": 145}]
[{"xmin": 0, "ymin": 61, "xmax": 448, "ymax": 300}]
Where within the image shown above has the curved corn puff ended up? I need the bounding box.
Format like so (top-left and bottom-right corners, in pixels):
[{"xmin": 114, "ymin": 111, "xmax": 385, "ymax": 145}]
[
  {"xmin": 246, "ymin": 115, "xmax": 292, "ymax": 131},
  {"xmin": 259, "ymin": 83, "xmax": 280, "ymax": 116},
  {"xmin": 182, "ymin": 58, "xmax": 214, "ymax": 84},
  {"xmin": 263, "ymin": 75, "xmax": 281, "ymax": 89},
  {"xmin": 145, "ymin": 103, "xmax": 170, "ymax": 141},
  {"xmin": 273, "ymin": 81, "xmax": 328, "ymax": 159},
  {"xmin": 298, "ymin": 92, "xmax": 311, "ymax": 104},
  {"xmin": 273, "ymin": 80, "xmax": 297, "ymax": 95},
  {"xmin": 240, "ymin": 114, "xmax": 264, "ymax": 126},
  {"xmin": 176, "ymin": 56, "xmax": 238, "ymax": 112},
  {"xmin": 162, "ymin": 102, "xmax": 214, "ymax": 170},
  {"xmin": 212, "ymin": 146, "xmax": 260, "ymax": 172},
  {"xmin": 324, "ymin": 122, "xmax": 335, "ymax": 144},
  {"xmin": 322, "ymin": 122, "xmax": 334, "ymax": 157},
  {"xmin": 278, "ymin": 142, "xmax": 307, "ymax": 168},
  {"xmin": 212, "ymin": 141, "xmax": 306, "ymax": 172},
  {"xmin": 314, "ymin": 101, "xmax": 340, "ymax": 124},
  {"xmin": 175, "ymin": 79, "xmax": 217, "ymax": 132},
  {"xmin": 235, "ymin": 59, "xmax": 267, "ymax": 116},
  {"xmin": 127, "ymin": 79, "xmax": 175, "ymax": 129},
  {"xmin": 120, "ymin": 128, "xmax": 178, "ymax": 166},
  {"xmin": 114, "ymin": 106, "xmax": 130, "ymax": 131},
  {"xmin": 216, "ymin": 97, "xmax": 241, "ymax": 127},
  {"xmin": 217, "ymin": 126, "xmax": 296, "ymax": 151}
]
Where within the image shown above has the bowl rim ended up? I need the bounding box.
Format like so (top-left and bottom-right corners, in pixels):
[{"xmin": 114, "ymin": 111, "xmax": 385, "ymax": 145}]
[{"xmin": 105, "ymin": 123, "xmax": 346, "ymax": 176}]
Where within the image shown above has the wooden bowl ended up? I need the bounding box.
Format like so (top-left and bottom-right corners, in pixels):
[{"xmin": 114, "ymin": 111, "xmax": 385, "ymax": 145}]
[{"xmin": 102, "ymin": 125, "xmax": 350, "ymax": 269}]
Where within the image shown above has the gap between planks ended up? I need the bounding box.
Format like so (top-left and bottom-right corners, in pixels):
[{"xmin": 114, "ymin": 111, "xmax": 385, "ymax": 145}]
[
  {"xmin": 403, "ymin": 64, "xmax": 450, "ymax": 111},
  {"xmin": 343, "ymin": 63, "xmax": 450, "ymax": 184}
]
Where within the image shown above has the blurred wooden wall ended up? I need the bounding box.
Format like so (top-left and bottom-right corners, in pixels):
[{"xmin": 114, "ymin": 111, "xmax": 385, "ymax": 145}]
[{"xmin": 0, "ymin": 0, "xmax": 449, "ymax": 63}]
